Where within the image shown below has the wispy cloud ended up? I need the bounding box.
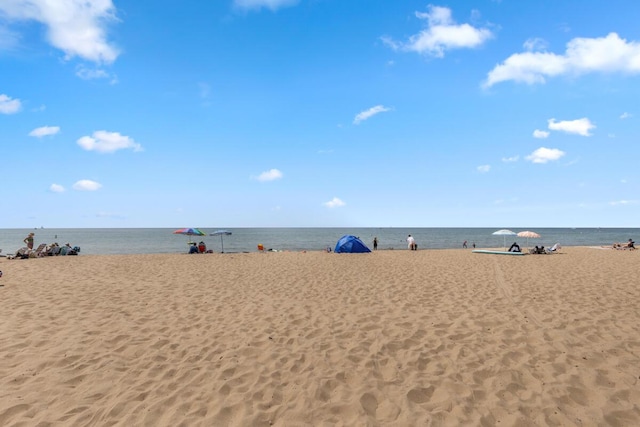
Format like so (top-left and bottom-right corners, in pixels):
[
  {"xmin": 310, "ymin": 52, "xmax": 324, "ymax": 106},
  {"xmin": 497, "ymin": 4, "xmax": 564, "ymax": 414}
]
[
  {"xmin": 353, "ymin": 105, "xmax": 391, "ymax": 124},
  {"xmin": 548, "ymin": 118, "xmax": 595, "ymax": 136},
  {"xmin": 477, "ymin": 165, "xmax": 490, "ymax": 173},
  {"xmin": 255, "ymin": 168, "xmax": 283, "ymax": 182},
  {"xmin": 233, "ymin": 0, "xmax": 299, "ymax": 11},
  {"xmin": 382, "ymin": 5, "xmax": 492, "ymax": 57},
  {"xmin": 525, "ymin": 147, "xmax": 565, "ymax": 164},
  {"xmin": 485, "ymin": 33, "xmax": 640, "ymax": 87},
  {"xmin": 323, "ymin": 197, "xmax": 346, "ymax": 208},
  {"xmin": 76, "ymin": 65, "xmax": 117, "ymax": 83},
  {"xmin": 0, "ymin": 0, "xmax": 120, "ymax": 63},
  {"xmin": 29, "ymin": 125, "xmax": 60, "ymax": 137},
  {"xmin": 73, "ymin": 180, "xmax": 102, "ymax": 191},
  {"xmin": 610, "ymin": 199, "xmax": 639, "ymax": 206},
  {"xmin": 501, "ymin": 155, "xmax": 519, "ymax": 162},
  {"xmin": 0, "ymin": 94, "xmax": 22, "ymax": 114},
  {"xmin": 77, "ymin": 131, "xmax": 142, "ymax": 153},
  {"xmin": 620, "ymin": 112, "xmax": 632, "ymax": 119},
  {"xmin": 49, "ymin": 183, "xmax": 65, "ymax": 193}
]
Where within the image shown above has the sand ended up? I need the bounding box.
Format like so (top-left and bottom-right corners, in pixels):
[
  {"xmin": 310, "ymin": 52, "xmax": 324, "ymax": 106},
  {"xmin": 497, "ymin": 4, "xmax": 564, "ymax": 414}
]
[{"xmin": 1, "ymin": 247, "xmax": 639, "ymax": 426}]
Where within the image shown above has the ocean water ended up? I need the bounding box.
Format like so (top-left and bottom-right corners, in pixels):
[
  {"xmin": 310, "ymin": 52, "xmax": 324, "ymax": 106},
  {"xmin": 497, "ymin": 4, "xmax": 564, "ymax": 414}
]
[{"xmin": 1, "ymin": 228, "xmax": 638, "ymax": 255}]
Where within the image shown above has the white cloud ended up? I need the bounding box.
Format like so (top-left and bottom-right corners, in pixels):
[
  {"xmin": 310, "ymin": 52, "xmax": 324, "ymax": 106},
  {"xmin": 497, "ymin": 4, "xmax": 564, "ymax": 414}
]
[
  {"xmin": 353, "ymin": 105, "xmax": 391, "ymax": 124},
  {"xmin": 548, "ymin": 118, "xmax": 595, "ymax": 136},
  {"xmin": 0, "ymin": 0, "xmax": 120, "ymax": 63},
  {"xmin": 0, "ymin": 94, "xmax": 22, "ymax": 114},
  {"xmin": 501, "ymin": 155, "xmax": 519, "ymax": 162},
  {"xmin": 323, "ymin": 197, "xmax": 346, "ymax": 208},
  {"xmin": 29, "ymin": 125, "xmax": 60, "ymax": 137},
  {"xmin": 382, "ymin": 5, "xmax": 492, "ymax": 57},
  {"xmin": 477, "ymin": 165, "xmax": 490, "ymax": 173},
  {"xmin": 525, "ymin": 147, "xmax": 565, "ymax": 164},
  {"xmin": 485, "ymin": 33, "xmax": 640, "ymax": 87},
  {"xmin": 533, "ymin": 129, "xmax": 550, "ymax": 139},
  {"xmin": 620, "ymin": 112, "xmax": 632, "ymax": 119},
  {"xmin": 255, "ymin": 168, "xmax": 283, "ymax": 182},
  {"xmin": 75, "ymin": 65, "xmax": 117, "ymax": 83},
  {"xmin": 77, "ymin": 130, "xmax": 142, "ymax": 153},
  {"xmin": 233, "ymin": 0, "xmax": 299, "ymax": 11},
  {"xmin": 49, "ymin": 183, "xmax": 65, "ymax": 193},
  {"xmin": 523, "ymin": 37, "xmax": 548, "ymax": 52},
  {"xmin": 73, "ymin": 179, "xmax": 102, "ymax": 191},
  {"xmin": 610, "ymin": 200, "xmax": 639, "ymax": 206}
]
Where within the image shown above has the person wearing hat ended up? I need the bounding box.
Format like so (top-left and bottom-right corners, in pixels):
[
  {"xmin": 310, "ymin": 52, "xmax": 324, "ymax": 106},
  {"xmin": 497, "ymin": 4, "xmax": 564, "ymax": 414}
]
[{"xmin": 23, "ymin": 232, "xmax": 34, "ymax": 250}]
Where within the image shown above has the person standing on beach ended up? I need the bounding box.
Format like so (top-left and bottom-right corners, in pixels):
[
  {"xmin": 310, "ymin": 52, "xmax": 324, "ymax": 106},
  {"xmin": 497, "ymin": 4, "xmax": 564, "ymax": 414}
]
[
  {"xmin": 373, "ymin": 237, "xmax": 378, "ymax": 250},
  {"xmin": 24, "ymin": 232, "xmax": 34, "ymax": 250},
  {"xmin": 463, "ymin": 240, "xmax": 468, "ymax": 248},
  {"xmin": 407, "ymin": 234, "xmax": 417, "ymax": 250}
]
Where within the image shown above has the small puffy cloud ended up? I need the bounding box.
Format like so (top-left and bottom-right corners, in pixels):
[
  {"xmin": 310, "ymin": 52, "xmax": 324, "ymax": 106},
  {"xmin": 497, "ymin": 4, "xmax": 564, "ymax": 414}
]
[
  {"xmin": 620, "ymin": 112, "xmax": 632, "ymax": 119},
  {"xmin": 29, "ymin": 125, "xmax": 60, "ymax": 137},
  {"xmin": 255, "ymin": 168, "xmax": 283, "ymax": 182},
  {"xmin": 77, "ymin": 130, "xmax": 142, "ymax": 153},
  {"xmin": 323, "ymin": 197, "xmax": 346, "ymax": 208},
  {"xmin": 73, "ymin": 179, "xmax": 102, "ymax": 191},
  {"xmin": 525, "ymin": 147, "xmax": 565, "ymax": 164},
  {"xmin": 533, "ymin": 129, "xmax": 550, "ymax": 139},
  {"xmin": 382, "ymin": 5, "xmax": 492, "ymax": 57},
  {"xmin": 502, "ymin": 155, "xmax": 519, "ymax": 162},
  {"xmin": 477, "ymin": 165, "xmax": 490, "ymax": 173},
  {"xmin": 233, "ymin": 0, "xmax": 299, "ymax": 11},
  {"xmin": 0, "ymin": 94, "xmax": 22, "ymax": 114},
  {"xmin": 0, "ymin": 0, "xmax": 120, "ymax": 64},
  {"xmin": 484, "ymin": 32, "xmax": 640, "ymax": 87},
  {"xmin": 353, "ymin": 105, "xmax": 391, "ymax": 124},
  {"xmin": 49, "ymin": 183, "xmax": 65, "ymax": 193},
  {"xmin": 548, "ymin": 118, "xmax": 595, "ymax": 136}
]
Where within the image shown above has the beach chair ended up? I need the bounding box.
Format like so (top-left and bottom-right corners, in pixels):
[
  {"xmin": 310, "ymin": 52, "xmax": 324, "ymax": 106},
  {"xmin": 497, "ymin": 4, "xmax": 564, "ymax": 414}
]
[
  {"xmin": 32, "ymin": 243, "xmax": 47, "ymax": 257},
  {"xmin": 546, "ymin": 243, "xmax": 561, "ymax": 254},
  {"xmin": 7, "ymin": 247, "xmax": 29, "ymax": 259}
]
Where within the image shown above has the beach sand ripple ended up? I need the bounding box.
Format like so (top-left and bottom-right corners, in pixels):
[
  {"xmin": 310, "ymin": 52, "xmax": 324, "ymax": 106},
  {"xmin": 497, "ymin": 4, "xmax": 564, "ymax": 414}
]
[{"xmin": 1, "ymin": 248, "xmax": 639, "ymax": 425}]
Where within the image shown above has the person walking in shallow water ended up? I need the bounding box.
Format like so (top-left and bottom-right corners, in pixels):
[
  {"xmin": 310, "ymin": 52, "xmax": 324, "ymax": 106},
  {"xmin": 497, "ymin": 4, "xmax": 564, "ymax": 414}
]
[
  {"xmin": 463, "ymin": 240, "xmax": 468, "ymax": 249},
  {"xmin": 373, "ymin": 237, "xmax": 378, "ymax": 250},
  {"xmin": 24, "ymin": 232, "xmax": 34, "ymax": 250}
]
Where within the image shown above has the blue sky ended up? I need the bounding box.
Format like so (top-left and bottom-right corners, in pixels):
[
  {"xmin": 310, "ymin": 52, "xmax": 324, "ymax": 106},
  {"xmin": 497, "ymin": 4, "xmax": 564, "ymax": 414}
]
[{"xmin": 2, "ymin": 0, "xmax": 639, "ymax": 228}]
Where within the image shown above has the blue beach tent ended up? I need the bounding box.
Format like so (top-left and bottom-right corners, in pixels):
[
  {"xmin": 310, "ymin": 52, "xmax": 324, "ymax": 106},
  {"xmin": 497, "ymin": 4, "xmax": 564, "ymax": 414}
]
[{"xmin": 334, "ymin": 235, "xmax": 371, "ymax": 253}]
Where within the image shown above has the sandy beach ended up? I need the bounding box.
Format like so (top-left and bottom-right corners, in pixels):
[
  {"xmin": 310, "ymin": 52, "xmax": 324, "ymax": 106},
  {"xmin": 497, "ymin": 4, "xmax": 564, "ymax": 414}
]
[{"xmin": 1, "ymin": 247, "xmax": 639, "ymax": 426}]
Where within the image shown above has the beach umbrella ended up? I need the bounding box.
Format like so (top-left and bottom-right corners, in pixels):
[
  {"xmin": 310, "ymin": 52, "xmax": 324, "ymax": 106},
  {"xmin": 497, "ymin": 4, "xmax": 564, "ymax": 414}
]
[
  {"xmin": 517, "ymin": 230, "xmax": 541, "ymax": 251},
  {"xmin": 210, "ymin": 230, "xmax": 232, "ymax": 253},
  {"xmin": 492, "ymin": 229, "xmax": 516, "ymax": 250},
  {"xmin": 173, "ymin": 228, "xmax": 206, "ymax": 244}
]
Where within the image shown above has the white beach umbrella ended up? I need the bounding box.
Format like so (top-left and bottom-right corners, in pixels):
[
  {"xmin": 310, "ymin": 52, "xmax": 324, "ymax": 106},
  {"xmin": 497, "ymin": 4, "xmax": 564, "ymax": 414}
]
[
  {"xmin": 492, "ymin": 229, "xmax": 516, "ymax": 250},
  {"xmin": 210, "ymin": 230, "xmax": 232, "ymax": 253},
  {"xmin": 517, "ymin": 230, "xmax": 541, "ymax": 251}
]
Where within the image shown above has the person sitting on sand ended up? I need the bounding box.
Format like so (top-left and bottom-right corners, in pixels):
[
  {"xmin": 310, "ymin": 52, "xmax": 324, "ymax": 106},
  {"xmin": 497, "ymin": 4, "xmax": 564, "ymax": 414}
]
[
  {"xmin": 508, "ymin": 242, "xmax": 521, "ymax": 252},
  {"xmin": 613, "ymin": 239, "xmax": 635, "ymax": 250},
  {"xmin": 189, "ymin": 243, "xmax": 199, "ymax": 254},
  {"xmin": 47, "ymin": 243, "xmax": 60, "ymax": 256},
  {"xmin": 198, "ymin": 241, "xmax": 206, "ymax": 253}
]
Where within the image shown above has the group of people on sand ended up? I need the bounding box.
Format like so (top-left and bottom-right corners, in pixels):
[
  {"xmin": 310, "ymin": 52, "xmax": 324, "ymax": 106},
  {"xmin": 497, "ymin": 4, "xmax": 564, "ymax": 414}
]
[
  {"xmin": 9, "ymin": 233, "xmax": 80, "ymax": 259},
  {"xmin": 188, "ymin": 241, "xmax": 211, "ymax": 254},
  {"xmin": 612, "ymin": 239, "xmax": 635, "ymax": 250}
]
